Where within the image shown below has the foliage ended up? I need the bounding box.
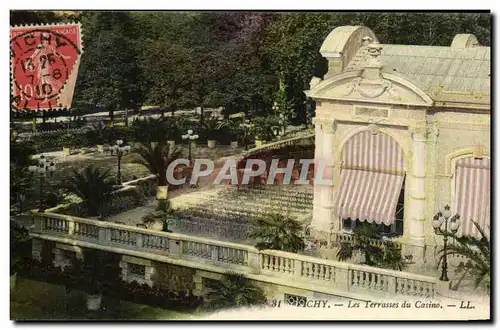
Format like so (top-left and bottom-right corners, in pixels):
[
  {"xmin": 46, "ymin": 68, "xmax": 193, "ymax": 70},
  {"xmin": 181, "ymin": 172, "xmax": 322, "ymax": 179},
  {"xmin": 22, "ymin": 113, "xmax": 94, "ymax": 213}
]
[
  {"xmin": 438, "ymin": 220, "xmax": 490, "ymax": 294},
  {"xmin": 64, "ymin": 165, "xmax": 115, "ymax": 217},
  {"xmin": 10, "ymin": 221, "xmax": 31, "ymax": 275},
  {"xmin": 142, "ymin": 199, "xmax": 177, "ymax": 232},
  {"xmin": 64, "ymin": 249, "xmax": 121, "ymax": 295},
  {"xmin": 336, "ymin": 222, "xmax": 406, "ymax": 270},
  {"xmin": 202, "ymin": 119, "xmax": 223, "ymax": 140},
  {"xmin": 204, "ymin": 271, "xmax": 266, "ymax": 311},
  {"xmin": 133, "ymin": 142, "xmax": 183, "ymax": 186},
  {"xmin": 73, "ymin": 12, "xmax": 143, "ymax": 121},
  {"xmin": 250, "ymin": 116, "xmax": 281, "ymax": 141},
  {"xmin": 58, "ymin": 133, "xmax": 77, "ymax": 148},
  {"xmin": 251, "ymin": 213, "xmax": 305, "ymax": 253}
]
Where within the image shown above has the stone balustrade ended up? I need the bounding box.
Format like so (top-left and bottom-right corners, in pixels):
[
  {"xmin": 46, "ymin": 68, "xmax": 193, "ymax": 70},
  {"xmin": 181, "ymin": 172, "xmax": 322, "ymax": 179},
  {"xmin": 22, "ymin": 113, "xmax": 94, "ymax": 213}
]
[
  {"xmin": 31, "ymin": 212, "xmax": 437, "ymax": 299},
  {"xmin": 243, "ymin": 133, "xmax": 315, "ymax": 157}
]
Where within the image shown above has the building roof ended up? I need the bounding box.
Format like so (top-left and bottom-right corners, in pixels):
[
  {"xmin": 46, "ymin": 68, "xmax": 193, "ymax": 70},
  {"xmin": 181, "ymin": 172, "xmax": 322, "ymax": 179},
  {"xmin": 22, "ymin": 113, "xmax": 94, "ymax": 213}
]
[{"xmin": 344, "ymin": 44, "xmax": 490, "ymax": 103}]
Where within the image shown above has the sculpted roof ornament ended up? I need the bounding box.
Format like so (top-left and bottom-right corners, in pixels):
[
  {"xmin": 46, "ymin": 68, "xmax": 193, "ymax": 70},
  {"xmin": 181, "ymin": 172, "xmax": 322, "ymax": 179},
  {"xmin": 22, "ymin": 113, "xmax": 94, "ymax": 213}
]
[{"xmin": 361, "ymin": 36, "xmax": 373, "ymax": 46}]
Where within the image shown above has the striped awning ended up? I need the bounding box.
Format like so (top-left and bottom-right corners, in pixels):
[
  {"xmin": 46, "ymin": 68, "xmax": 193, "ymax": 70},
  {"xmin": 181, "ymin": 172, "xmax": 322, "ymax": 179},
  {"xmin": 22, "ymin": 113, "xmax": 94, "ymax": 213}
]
[
  {"xmin": 335, "ymin": 169, "xmax": 404, "ymax": 225},
  {"xmin": 335, "ymin": 130, "xmax": 406, "ymax": 225},
  {"xmin": 453, "ymin": 157, "xmax": 490, "ymax": 238},
  {"xmin": 342, "ymin": 130, "xmax": 405, "ymax": 173}
]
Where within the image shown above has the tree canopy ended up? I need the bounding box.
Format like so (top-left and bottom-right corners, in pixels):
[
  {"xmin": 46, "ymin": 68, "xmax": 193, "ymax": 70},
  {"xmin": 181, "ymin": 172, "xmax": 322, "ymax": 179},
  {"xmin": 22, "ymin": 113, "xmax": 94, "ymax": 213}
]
[{"xmin": 10, "ymin": 11, "xmax": 491, "ymax": 122}]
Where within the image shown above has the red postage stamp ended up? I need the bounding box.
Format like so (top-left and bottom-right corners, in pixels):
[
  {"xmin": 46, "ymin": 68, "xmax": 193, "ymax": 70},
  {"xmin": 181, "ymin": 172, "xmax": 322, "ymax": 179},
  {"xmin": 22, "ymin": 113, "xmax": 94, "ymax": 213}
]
[{"xmin": 10, "ymin": 23, "xmax": 83, "ymax": 111}]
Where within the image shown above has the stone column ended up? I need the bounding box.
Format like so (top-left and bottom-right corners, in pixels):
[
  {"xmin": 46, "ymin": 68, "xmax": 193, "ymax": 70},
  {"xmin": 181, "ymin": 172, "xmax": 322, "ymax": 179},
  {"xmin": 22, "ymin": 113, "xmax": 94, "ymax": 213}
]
[
  {"xmin": 311, "ymin": 119, "xmax": 336, "ymax": 240},
  {"xmin": 311, "ymin": 119, "xmax": 324, "ymax": 230},
  {"xmin": 408, "ymin": 126, "xmax": 428, "ymax": 261}
]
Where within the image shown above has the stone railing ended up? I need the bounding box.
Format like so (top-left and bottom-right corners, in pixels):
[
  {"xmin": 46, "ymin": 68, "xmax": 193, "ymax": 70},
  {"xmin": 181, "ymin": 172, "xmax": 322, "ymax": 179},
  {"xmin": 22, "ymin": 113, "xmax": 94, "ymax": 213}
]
[
  {"xmin": 243, "ymin": 132, "xmax": 315, "ymax": 157},
  {"xmin": 334, "ymin": 232, "xmax": 403, "ymax": 249},
  {"xmin": 31, "ymin": 212, "xmax": 437, "ymax": 299}
]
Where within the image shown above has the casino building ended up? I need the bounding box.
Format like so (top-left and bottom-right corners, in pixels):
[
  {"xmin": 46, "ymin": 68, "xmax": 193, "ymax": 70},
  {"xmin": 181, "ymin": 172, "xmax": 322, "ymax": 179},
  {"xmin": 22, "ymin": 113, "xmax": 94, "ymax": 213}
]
[{"xmin": 306, "ymin": 26, "xmax": 490, "ymax": 262}]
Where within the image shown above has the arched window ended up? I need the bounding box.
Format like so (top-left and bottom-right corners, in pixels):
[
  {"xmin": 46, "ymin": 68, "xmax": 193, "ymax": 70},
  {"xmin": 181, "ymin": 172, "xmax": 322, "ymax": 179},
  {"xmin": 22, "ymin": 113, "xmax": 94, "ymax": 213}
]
[
  {"xmin": 452, "ymin": 156, "xmax": 490, "ymax": 238},
  {"xmin": 336, "ymin": 130, "xmax": 406, "ymax": 236}
]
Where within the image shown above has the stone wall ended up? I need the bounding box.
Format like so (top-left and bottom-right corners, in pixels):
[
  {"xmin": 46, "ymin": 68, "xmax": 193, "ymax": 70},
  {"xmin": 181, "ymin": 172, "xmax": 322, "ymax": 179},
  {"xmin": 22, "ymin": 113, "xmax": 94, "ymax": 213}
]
[{"xmin": 312, "ymin": 98, "xmax": 490, "ymax": 264}]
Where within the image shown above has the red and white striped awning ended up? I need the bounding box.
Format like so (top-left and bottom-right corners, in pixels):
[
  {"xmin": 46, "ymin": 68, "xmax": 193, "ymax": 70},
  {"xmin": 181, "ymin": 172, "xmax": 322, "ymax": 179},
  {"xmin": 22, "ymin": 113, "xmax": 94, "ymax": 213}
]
[
  {"xmin": 335, "ymin": 169, "xmax": 404, "ymax": 225},
  {"xmin": 335, "ymin": 131, "xmax": 406, "ymax": 225},
  {"xmin": 453, "ymin": 157, "xmax": 490, "ymax": 238},
  {"xmin": 342, "ymin": 130, "xmax": 405, "ymax": 173}
]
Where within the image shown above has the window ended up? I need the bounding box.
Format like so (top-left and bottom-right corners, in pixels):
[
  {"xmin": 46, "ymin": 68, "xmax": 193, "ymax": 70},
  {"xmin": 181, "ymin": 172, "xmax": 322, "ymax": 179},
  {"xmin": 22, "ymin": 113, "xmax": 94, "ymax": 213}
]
[
  {"xmin": 342, "ymin": 179, "xmax": 404, "ymax": 236},
  {"xmin": 128, "ymin": 263, "xmax": 146, "ymax": 276}
]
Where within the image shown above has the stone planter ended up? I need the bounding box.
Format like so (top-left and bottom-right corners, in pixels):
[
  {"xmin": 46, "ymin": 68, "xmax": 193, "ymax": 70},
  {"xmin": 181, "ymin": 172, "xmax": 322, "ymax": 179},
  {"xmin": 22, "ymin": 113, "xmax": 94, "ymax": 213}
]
[
  {"xmin": 97, "ymin": 144, "xmax": 104, "ymax": 153},
  {"xmin": 86, "ymin": 293, "xmax": 102, "ymax": 311},
  {"xmin": 230, "ymin": 141, "xmax": 238, "ymax": 149},
  {"xmin": 156, "ymin": 185, "xmax": 169, "ymax": 200},
  {"xmin": 62, "ymin": 147, "xmax": 70, "ymax": 156},
  {"xmin": 167, "ymin": 140, "xmax": 176, "ymax": 149},
  {"xmin": 207, "ymin": 140, "xmax": 216, "ymax": 149},
  {"xmin": 254, "ymin": 139, "xmax": 266, "ymax": 148},
  {"xmin": 10, "ymin": 273, "xmax": 17, "ymax": 290}
]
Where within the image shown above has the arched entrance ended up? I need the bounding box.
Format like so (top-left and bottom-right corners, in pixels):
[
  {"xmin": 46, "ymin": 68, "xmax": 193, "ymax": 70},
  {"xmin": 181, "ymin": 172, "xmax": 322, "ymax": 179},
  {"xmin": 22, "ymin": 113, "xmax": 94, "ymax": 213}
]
[{"xmin": 335, "ymin": 130, "xmax": 406, "ymax": 235}]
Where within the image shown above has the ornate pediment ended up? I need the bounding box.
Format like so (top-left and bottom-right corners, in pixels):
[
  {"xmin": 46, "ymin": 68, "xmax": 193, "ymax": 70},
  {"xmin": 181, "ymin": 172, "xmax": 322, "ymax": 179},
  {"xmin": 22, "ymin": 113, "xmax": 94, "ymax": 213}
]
[{"xmin": 306, "ymin": 42, "xmax": 434, "ymax": 107}]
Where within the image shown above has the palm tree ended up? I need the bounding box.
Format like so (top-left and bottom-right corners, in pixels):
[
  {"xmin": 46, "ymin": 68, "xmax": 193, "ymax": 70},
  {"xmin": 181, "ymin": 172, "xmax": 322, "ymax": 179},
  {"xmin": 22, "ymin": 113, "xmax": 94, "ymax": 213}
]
[
  {"xmin": 65, "ymin": 165, "xmax": 114, "ymax": 218},
  {"xmin": 250, "ymin": 213, "xmax": 305, "ymax": 253},
  {"xmin": 438, "ymin": 220, "xmax": 490, "ymax": 293},
  {"xmin": 64, "ymin": 249, "xmax": 121, "ymax": 311},
  {"xmin": 133, "ymin": 142, "xmax": 183, "ymax": 207},
  {"xmin": 336, "ymin": 222, "xmax": 405, "ymax": 270},
  {"xmin": 204, "ymin": 271, "xmax": 266, "ymax": 311},
  {"xmin": 142, "ymin": 199, "xmax": 176, "ymax": 232}
]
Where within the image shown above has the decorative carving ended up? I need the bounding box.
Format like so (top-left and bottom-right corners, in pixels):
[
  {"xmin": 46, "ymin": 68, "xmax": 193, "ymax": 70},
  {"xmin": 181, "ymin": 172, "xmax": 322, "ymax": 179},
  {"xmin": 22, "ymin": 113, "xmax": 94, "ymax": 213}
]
[
  {"xmin": 341, "ymin": 77, "xmax": 392, "ymax": 98},
  {"xmin": 410, "ymin": 126, "xmax": 429, "ymax": 140},
  {"xmin": 366, "ymin": 42, "xmax": 383, "ymax": 68},
  {"xmin": 309, "ymin": 76, "xmax": 323, "ymax": 90},
  {"xmin": 355, "ymin": 106, "xmax": 389, "ymax": 118},
  {"xmin": 361, "ymin": 36, "xmax": 373, "ymax": 46},
  {"xmin": 367, "ymin": 124, "xmax": 380, "ymax": 135},
  {"xmin": 321, "ymin": 121, "xmax": 336, "ymax": 134}
]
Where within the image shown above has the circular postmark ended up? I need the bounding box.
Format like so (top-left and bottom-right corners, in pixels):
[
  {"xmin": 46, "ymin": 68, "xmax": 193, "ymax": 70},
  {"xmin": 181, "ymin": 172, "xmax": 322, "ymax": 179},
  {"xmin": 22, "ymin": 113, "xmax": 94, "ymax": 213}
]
[{"xmin": 10, "ymin": 28, "xmax": 81, "ymax": 109}]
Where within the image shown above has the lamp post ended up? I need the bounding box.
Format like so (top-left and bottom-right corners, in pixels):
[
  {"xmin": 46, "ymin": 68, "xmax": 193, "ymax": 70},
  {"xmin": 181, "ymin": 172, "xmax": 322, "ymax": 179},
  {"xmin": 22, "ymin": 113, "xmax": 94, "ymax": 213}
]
[
  {"xmin": 28, "ymin": 155, "xmax": 56, "ymax": 212},
  {"xmin": 272, "ymin": 126, "xmax": 283, "ymax": 140},
  {"xmin": 110, "ymin": 139, "xmax": 131, "ymax": 185},
  {"xmin": 272, "ymin": 101, "xmax": 278, "ymax": 116},
  {"xmin": 182, "ymin": 129, "xmax": 199, "ymax": 164},
  {"xmin": 432, "ymin": 205, "xmax": 461, "ymax": 281}
]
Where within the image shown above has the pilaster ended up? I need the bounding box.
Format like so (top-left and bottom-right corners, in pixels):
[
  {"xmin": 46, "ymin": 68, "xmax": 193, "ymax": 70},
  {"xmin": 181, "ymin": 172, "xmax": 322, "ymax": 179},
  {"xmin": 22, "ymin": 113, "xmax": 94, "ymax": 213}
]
[
  {"xmin": 407, "ymin": 126, "xmax": 429, "ymax": 261},
  {"xmin": 311, "ymin": 118, "xmax": 337, "ymax": 235}
]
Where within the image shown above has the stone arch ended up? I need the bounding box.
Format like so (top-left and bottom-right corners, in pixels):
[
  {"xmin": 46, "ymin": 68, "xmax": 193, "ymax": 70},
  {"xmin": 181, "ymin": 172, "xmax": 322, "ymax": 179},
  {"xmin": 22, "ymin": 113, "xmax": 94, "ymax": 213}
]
[{"xmin": 445, "ymin": 147, "xmax": 490, "ymax": 177}]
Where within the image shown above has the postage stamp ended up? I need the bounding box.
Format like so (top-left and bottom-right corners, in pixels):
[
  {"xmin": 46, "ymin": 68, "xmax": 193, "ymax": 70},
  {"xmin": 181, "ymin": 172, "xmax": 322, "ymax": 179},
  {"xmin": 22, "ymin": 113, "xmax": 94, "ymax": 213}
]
[{"xmin": 10, "ymin": 23, "xmax": 83, "ymax": 111}]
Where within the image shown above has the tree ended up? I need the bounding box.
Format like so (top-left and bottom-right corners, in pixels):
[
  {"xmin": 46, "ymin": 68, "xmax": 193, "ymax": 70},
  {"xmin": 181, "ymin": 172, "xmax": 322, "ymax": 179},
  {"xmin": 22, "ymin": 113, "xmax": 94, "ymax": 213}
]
[
  {"xmin": 204, "ymin": 271, "xmax": 266, "ymax": 311},
  {"xmin": 65, "ymin": 165, "xmax": 114, "ymax": 218},
  {"xmin": 142, "ymin": 199, "xmax": 177, "ymax": 232},
  {"xmin": 336, "ymin": 222, "xmax": 405, "ymax": 271},
  {"xmin": 251, "ymin": 213, "xmax": 305, "ymax": 253},
  {"xmin": 438, "ymin": 220, "xmax": 490, "ymax": 293},
  {"xmin": 73, "ymin": 12, "xmax": 143, "ymax": 125},
  {"xmin": 133, "ymin": 142, "xmax": 183, "ymax": 207},
  {"xmin": 64, "ymin": 249, "xmax": 121, "ymax": 310},
  {"xmin": 140, "ymin": 40, "xmax": 196, "ymax": 117}
]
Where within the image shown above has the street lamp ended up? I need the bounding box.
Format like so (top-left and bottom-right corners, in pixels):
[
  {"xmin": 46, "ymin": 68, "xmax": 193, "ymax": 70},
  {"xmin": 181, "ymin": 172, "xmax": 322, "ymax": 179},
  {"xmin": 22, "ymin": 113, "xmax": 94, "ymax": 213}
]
[
  {"xmin": 28, "ymin": 155, "xmax": 56, "ymax": 212},
  {"xmin": 432, "ymin": 205, "xmax": 461, "ymax": 281},
  {"xmin": 272, "ymin": 101, "xmax": 279, "ymax": 115},
  {"xmin": 182, "ymin": 129, "xmax": 199, "ymax": 163},
  {"xmin": 272, "ymin": 126, "xmax": 283, "ymax": 140},
  {"xmin": 110, "ymin": 139, "xmax": 131, "ymax": 185}
]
